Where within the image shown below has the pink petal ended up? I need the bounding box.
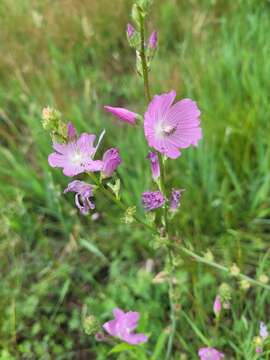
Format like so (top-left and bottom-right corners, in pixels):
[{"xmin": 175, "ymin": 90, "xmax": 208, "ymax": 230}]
[
  {"xmin": 48, "ymin": 153, "xmax": 66, "ymax": 167},
  {"xmin": 52, "ymin": 143, "xmax": 69, "ymax": 154},
  {"xmin": 145, "ymin": 91, "xmax": 176, "ymax": 128},
  {"xmin": 63, "ymin": 164, "xmax": 83, "ymax": 177},
  {"xmin": 124, "ymin": 333, "xmax": 148, "ymax": 345},
  {"xmin": 104, "ymin": 106, "xmax": 137, "ymax": 125},
  {"xmin": 84, "ymin": 160, "xmax": 103, "ymax": 172},
  {"xmin": 77, "ymin": 133, "xmax": 96, "ymax": 154},
  {"xmin": 113, "ymin": 308, "xmax": 125, "ymax": 319},
  {"xmin": 103, "ymin": 319, "xmax": 118, "ymax": 337}
]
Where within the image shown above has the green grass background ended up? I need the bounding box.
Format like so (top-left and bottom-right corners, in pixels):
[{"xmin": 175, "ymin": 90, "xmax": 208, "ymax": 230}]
[{"xmin": 0, "ymin": 0, "xmax": 270, "ymax": 358}]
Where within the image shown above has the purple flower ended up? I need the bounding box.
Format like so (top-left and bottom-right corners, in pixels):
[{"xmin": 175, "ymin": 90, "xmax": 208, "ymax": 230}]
[
  {"xmin": 147, "ymin": 151, "xmax": 160, "ymax": 181},
  {"xmin": 48, "ymin": 132, "xmax": 103, "ymax": 177},
  {"xmin": 170, "ymin": 189, "xmax": 185, "ymax": 211},
  {"xmin": 142, "ymin": 191, "xmax": 165, "ymax": 211},
  {"xmin": 127, "ymin": 23, "xmax": 135, "ymax": 38},
  {"xmin": 104, "ymin": 106, "xmax": 138, "ymax": 125},
  {"xmin": 149, "ymin": 31, "xmax": 158, "ymax": 49},
  {"xmin": 260, "ymin": 322, "xmax": 268, "ymax": 340},
  {"xmin": 64, "ymin": 180, "xmax": 95, "ymax": 215},
  {"xmin": 198, "ymin": 347, "xmax": 224, "ymax": 360},
  {"xmin": 213, "ymin": 295, "xmax": 222, "ymax": 316},
  {"xmin": 67, "ymin": 122, "xmax": 77, "ymax": 140},
  {"xmin": 101, "ymin": 148, "xmax": 122, "ymax": 178},
  {"xmin": 144, "ymin": 90, "xmax": 202, "ymax": 159},
  {"xmin": 103, "ymin": 308, "xmax": 148, "ymax": 345}
]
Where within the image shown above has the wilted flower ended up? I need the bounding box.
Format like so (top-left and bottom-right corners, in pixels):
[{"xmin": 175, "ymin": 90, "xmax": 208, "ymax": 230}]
[
  {"xmin": 103, "ymin": 308, "xmax": 148, "ymax": 345},
  {"xmin": 198, "ymin": 347, "xmax": 224, "ymax": 360},
  {"xmin": 48, "ymin": 132, "xmax": 104, "ymax": 176},
  {"xmin": 142, "ymin": 191, "xmax": 165, "ymax": 211},
  {"xmin": 64, "ymin": 180, "xmax": 95, "ymax": 215},
  {"xmin": 213, "ymin": 295, "xmax": 222, "ymax": 317},
  {"xmin": 170, "ymin": 189, "xmax": 185, "ymax": 211},
  {"xmin": 127, "ymin": 23, "xmax": 135, "ymax": 38},
  {"xmin": 101, "ymin": 148, "xmax": 121, "ymax": 178},
  {"xmin": 147, "ymin": 151, "xmax": 160, "ymax": 181},
  {"xmin": 144, "ymin": 91, "xmax": 202, "ymax": 159},
  {"xmin": 149, "ymin": 31, "xmax": 158, "ymax": 49},
  {"xmin": 104, "ymin": 106, "xmax": 139, "ymax": 125}
]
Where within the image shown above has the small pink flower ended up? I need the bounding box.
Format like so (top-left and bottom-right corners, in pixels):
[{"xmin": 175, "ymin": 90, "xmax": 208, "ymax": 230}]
[
  {"xmin": 198, "ymin": 347, "xmax": 224, "ymax": 360},
  {"xmin": 127, "ymin": 23, "xmax": 135, "ymax": 38},
  {"xmin": 213, "ymin": 295, "xmax": 222, "ymax": 316},
  {"xmin": 147, "ymin": 151, "xmax": 160, "ymax": 181},
  {"xmin": 103, "ymin": 308, "xmax": 148, "ymax": 345},
  {"xmin": 149, "ymin": 31, "xmax": 158, "ymax": 49},
  {"xmin": 144, "ymin": 91, "xmax": 202, "ymax": 159},
  {"xmin": 101, "ymin": 148, "xmax": 121, "ymax": 178},
  {"xmin": 260, "ymin": 322, "xmax": 268, "ymax": 340},
  {"xmin": 104, "ymin": 106, "xmax": 138, "ymax": 125},
  {"xmin": 256, "ymin": 347, "xmax": 263, "ymax": 354},
  {"xmin": 48, "ymin": 132, "xmax": 103, "ymax": 177}
]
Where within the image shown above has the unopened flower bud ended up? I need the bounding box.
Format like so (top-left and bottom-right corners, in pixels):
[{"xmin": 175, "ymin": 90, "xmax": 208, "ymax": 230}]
[
  {"xmin": 83, "ymin": 315, "xmax": 100, "ymax": 335},
  {"xmin": 149, "ymin": 31, "xmax": 158, "ymax": 49},
  {"xmin": 230, "ymin": 263, "xmax": 240, "ymax": 276},
  {"xmin": 213, "ymin": 295, "xmax": 222, "ymax": 316},
  {"xmin": 127, "ymin": 23, "xmax": 135, "ymax": 38},
  {"xmin": 240, "ymin": 279, "xmax": 250, "ymax": 290},
  {"xmin": 219, "ymin": 283, "xmax": 232, "ymax": 303},
  {"xmin": 259, "ymin": 274, "xmax": 269, "ymax": 284}
]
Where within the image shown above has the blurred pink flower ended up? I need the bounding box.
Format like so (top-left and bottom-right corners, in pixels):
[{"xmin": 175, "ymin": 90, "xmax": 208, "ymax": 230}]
[
  {"xmin": 104, "ymin": 106, "xmax": 138, "ymax": 125},
  {"xmin": 103, "ymin": 308, "xmax": 148, "ymax": 345},
  {"xmin": 144, "ymin": 90, "xmax": 202, "ymax": 159},
  {"xmin": 48, "ymin": 132, "xmax": 103, "ymax": 176},
  {"xmin": 213, "ymin": 295, "xmax": 222, "ymax": 316},
  {"xmin": 67, "ymin": 122, "xmax": 77, "ymax": 141},
  {"xmin": 149, "ymin": 31, "xmax": 158, "ymax": 49},
  {"xmin": 170, "ymin": 189, "xmax": 185, "ymax": 211},
  {"xmin": 127, "ymin": 23, "xmax": 135, "ymax": 38},
  {"xmin": 198, "ymin": 347, "xmax": 224, "ymax": 360}
]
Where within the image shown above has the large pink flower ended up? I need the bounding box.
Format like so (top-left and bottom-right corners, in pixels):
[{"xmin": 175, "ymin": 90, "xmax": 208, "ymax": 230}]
[{"xmin": 144, "ymin": 90, "xmax": 202, "ymax": 159}]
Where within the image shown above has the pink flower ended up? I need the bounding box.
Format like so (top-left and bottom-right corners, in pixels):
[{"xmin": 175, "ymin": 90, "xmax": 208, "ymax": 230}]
[
  {"xmin": 198, "ymin": 347, "xmax": 224, "ymax": 360},
  {"xmin": 104, "ymin": 106, "xmax": 138, "ymax": 125},
  {"xmin": 170, "ymin": 189, "xmax": 185, "ymax": 211},
  {"xmin": 127, "ymin": 23, "xmax": 135, "ymax": 38},
  {"xmin": 48, "ymin": 132, "xmax": 104, "ymax": 177},
  {"xmin": 101, "ymin": 148, "xmax": 122, "ymax": 178},
  {"xmin": 149, "ymin": 31, "xmax": 158, "ymax": 49},
  {"xmin": 103, "ymin": 308, "xmax": 148, "ymax": 345},
  {"xmin": 144, "ymin": 90, "xmax": 202, "ymax": 159},
  {"xmin": 142, "ymin": 191, "xmax": 165, "ymax": 211},
  {"xmin": 64, "ymin": 180, "xmax": 95, "ymax": 215},
  {"xmin": 147, "ymin": 151, "xmax": 160, "ymax": 181},
  {"xmin": 213, "ymin": 295, "xmax": 222, "ymax": 316},
  {"xmin": 256, "ymin": 347, "xmax": 263, "ymax": 354}
]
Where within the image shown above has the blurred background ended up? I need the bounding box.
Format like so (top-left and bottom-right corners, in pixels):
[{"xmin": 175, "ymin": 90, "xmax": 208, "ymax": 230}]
[{"xmin": 1, "ymin": 0, "xmax": 270, "ymax": 358}]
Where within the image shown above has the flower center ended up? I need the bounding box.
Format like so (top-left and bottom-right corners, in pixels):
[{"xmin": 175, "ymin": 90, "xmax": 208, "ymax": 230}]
[
  {"xmin": 71, "ymin": 151, "xmax": 84, "ymax": 165},
  {"xmin": 163, "ymin": 125, "xmax": 176, "ymax": 135}
]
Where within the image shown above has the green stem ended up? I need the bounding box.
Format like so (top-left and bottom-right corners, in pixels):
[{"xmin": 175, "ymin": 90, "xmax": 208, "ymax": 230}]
[{"xmin": 139, "ymin": 12, "xmax": 151, "ymax": 103}]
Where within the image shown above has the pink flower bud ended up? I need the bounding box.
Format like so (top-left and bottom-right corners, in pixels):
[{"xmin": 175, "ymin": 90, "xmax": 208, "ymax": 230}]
[
  {"xmin": 67, "ymin": 122, "xmax": 77, "ymax": 140},
  {"xmin": 213, "ymin": 295, "xmax": 222, "ymax": 316},
  {"xmin": 127, "ymin": 23, "xmax": 135, "ymax": 38},
  {"xmin": 104, "ymin": 106, "xmax": 138, "ymax": 125},
  {"xmin": 149, "ymin": 31, "xmax": 158, "ymax": 49},
  {"xmin": 101, "ymin": 148, "xmax": 121, "ymax": 178}
]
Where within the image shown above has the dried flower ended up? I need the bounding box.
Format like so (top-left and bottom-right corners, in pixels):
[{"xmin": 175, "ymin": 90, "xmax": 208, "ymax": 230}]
[
  {"xmin": 144, "ymin": 91, "xmax": 202, "ymax": 159},
  {"xmin": 64, "ymin": 181, "xmax": 95, "ymax": 215},
  {"xmin": 147, "ymin": 151, "xmax": 160, "ymax": 181},
  {"xmin": 104, "ymin": 106, "xmax": 139, "ymax": 125},
  {"xmin": 142, "ymin": 191, "xmax": 165, "ymax": 211},
  {"xmin": 48, "ymin": 132, "xmax": 104, "ymax": 176},
  {"xmin": 170, "ymin": 189, "xmax": 185, "ymax": 211},
  {"xmin": 198, "ymin": 347, "xmax": 224, "ymax": 360},
  {"xmin": 101, "ymin": 148, "xmax": 121, "ymax": 178},
  {"xmin": 103, "ymin": 308, "xmax": 148, "ymax": 345}
]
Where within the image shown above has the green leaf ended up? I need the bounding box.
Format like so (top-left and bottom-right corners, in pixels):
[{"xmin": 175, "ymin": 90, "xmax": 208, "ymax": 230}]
[
  {"xmin": 151, "ymin": 331, "xmax": 168, "ymax": 360},
  {"xmin": 80, "ymin": 239, "xmax": 108, "ymax": 262},
  {"xmin": 108, "ymin": 343, "xmax": 136, "ymax": 354}
]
